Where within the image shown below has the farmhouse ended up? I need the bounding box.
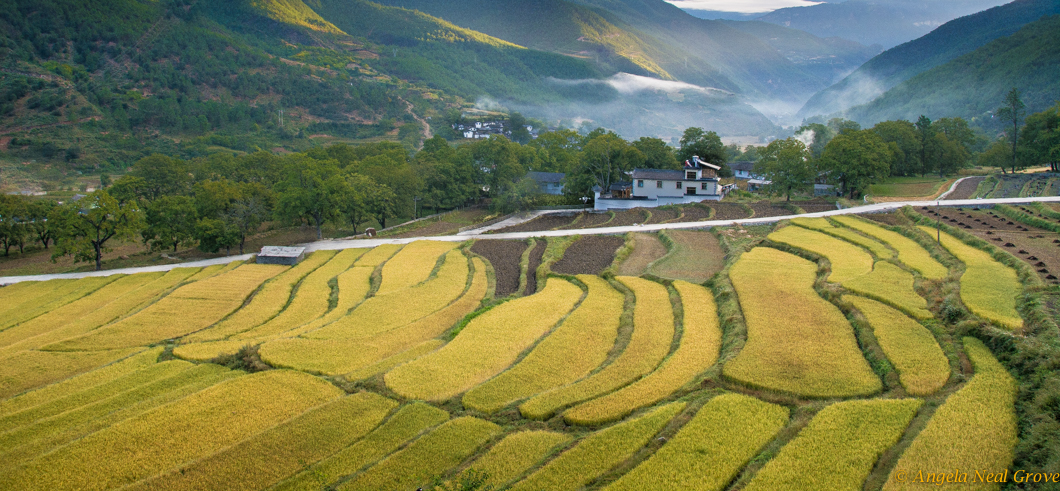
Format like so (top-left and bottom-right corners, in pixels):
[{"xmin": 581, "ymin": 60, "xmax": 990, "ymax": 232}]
[
  {"xmin": 256, "ymin": 246, "xmax": 306, "ymax": 265},
  {"xmin": 594, "ymin": 156, "xmax": 724, "ymax": 210}
]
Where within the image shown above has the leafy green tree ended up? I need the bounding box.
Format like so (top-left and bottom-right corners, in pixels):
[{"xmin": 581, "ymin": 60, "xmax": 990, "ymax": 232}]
[
  {"xmin": 51, "ymin": 190, "xmax": 145, "ymax": 271},
  {"xmin": 996, "ymin": 87, "xmax": 1026, "ymax": 174},
  {"xmin": 194, "ymin": 217, "xmax": 240, "ymax": 254},
  {"xmin": 579, "ymin": 132, "xmax": 643, "ymax": 192},
  {"xmin": 1019, "ymin": 102, "xmax": 1060, "ymax": 172},
  {"xmin": 343, "ymin": 173, "xmax": 377, "ymax": 234},
  {"xmin": 222, "ymin": 194, "xmax": 269, "ymax": 255},
  {"xmin": 528, "ymin": 129, "xmax": 582, "ymax": 174},
  {"xmin": 872, "ymin": 120, "xmax": 920, "ymax": 177},
  {"xmin": 492, "ymin": 175, "xmax": 540, "ymax": 214},
  {"xmin": 0, "ymin": 195, "xmax": 28, "ymax": 256},
  {"xmin": 795, "ymin": 122, "xmax": 835, "ymax": 159},
  {"xmin": 677, "ymin": 127, "xmax": 728, "ymax": 175},
  {"xmin": 915, "ymin": 115, "xmax": 934, "ymax": 176},
  {"xmin": 632, "ymin": 137, "xmax": 679, "ymax": 170},
  {"xmin": 470, "ymin": 135, "xmax": 525, "ymax": 199},
  {"xmin": 370, "ymin": 184, "xmax": 398, "ymax": 229},
  {"xmin": 754, "ymin": 138, "xmax": 813, "ymax": 201},
  {"xmin": 129, "ymin": 154, "xmax": 192, "ymax": 200},
  {"xmin": 143, "ymin": 195, "xmax": 197, "ymax": 253},
  {"xmin": 930, "ymin": 133, "xmax": 969, "ymax": 178},
  {"xmin": 274, "ymin": 155, "xmax": 348, "ymax": 240},
  {"xmin": 819, "ymin": 129, "xmax": 893, "ymax": 199},
  {"xmin": 507, "ymin": 112, "xmax": 531, "ymax": 144},
  {"xmin": 26, "ymin": 199, "xmax": 57, "ymax": 249}
]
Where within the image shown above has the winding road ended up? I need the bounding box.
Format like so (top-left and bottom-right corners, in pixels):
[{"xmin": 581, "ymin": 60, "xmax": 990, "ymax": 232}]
[{"xmin": 2, "ymin": 193, "xmax": 1058, "ymax": 285}]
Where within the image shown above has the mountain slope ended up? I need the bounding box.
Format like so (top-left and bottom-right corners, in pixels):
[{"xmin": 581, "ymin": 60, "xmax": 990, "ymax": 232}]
[
  {"xmin": 719, "ymin": 20, "xmax": 880, "ymax": 89},
  {"xmin": 843, "ymin": 14, "xmax": 1060, "ymax": 126},
  {"xmin": 757, "ymin": 0, "xmax": 1010, "ymax": 49},
  {"xmin": 798, "ymin": 0, "xmax": 1060, "ymax": 119}
]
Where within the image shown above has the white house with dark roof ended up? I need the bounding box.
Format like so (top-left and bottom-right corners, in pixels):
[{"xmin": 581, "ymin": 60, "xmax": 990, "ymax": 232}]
[{"xmin": 593, "ymin": 156, "xmax": 724, "ymax": 210}]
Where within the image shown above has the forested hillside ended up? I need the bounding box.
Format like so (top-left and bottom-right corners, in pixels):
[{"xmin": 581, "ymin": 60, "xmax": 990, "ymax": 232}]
[
  {"xmin": 799, "ymin": 0, "xmax": 1060, "ymax": 120},
  {"xmin": 843, "ymin": 14, "xmax": 1060, "ymax": 126}
]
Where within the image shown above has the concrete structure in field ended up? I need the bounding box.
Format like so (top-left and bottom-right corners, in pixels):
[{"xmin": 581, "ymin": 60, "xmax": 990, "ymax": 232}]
[
  {"xmin": 593, "ymin": 156, "xmax": 724, "ymax": 210},
  {"xmin": 256, "ymin": 246, "xmax": 306, "ymax": 265}
]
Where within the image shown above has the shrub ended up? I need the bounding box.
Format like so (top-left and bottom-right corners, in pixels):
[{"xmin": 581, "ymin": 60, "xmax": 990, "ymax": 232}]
[
  {"xmin": 723, "ymin": 247, "xmax": 881, "ymax": 398},
  {"xmin": 607, "ymin": 393, "xmax": 788, "ymax": 491}
]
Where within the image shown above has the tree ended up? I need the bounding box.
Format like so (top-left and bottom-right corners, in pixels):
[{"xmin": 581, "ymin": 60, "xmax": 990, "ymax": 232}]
[
  {"xmin": 996, "ymin": 87, "xmax": 1026, "ymax": 174},
  {"xmin": 754, "ymin": 138, "xmax": 813, "ymax": 201},
  {"xmin": 369, "ymin": 184, "xmax": 397, "ymax": 229},
  {"xmin": 819, "ymin": 129, "xmax": 893, "ymax": 199},
  {"xmin": 51, "ymin": 190, "xmax": 144, "ymax": 271},
  {"xmin": 128, "ymin": 154, "xmax": 192, "ymax": 199},
  {"xmin": 194, "ymin": 217, "xmax": 239, "ymax": 254},
  {"xmin": 26, "ymin": 199, "xmax": 57, "ymax": 249},
  {"xmin": 143, "ymin": 195, "xmax": 197, "ymax": 252},
  {"xmin": 795, "ymin": 122, "xmax": 835, "ymax": 159},
  {"xmin": 678, "ymin": 127, "xmax": 728, "ymax": 175},
  {"xmin": 274, "ymin": 155, "xmax": 347, "ymax": 239},
  {"xmin": 0, "ymin": 195, "xmax": 28, "ymax": 256},
  {"xmin": 873, "ymin": 120, "xmax": 920, "ymax": 177},
  {"xmin": 631, "ymin": 137, "xmax": 679, "ymax": 170},
  {"xmin": 343, "ymin": 174, "xmax": 377, "ymax": 234},
  {"xmin": 915, "ymin": 115, "xmax": 934, "ymax": 176},
  {"xmin": 578, "ymin": 132, "xmax": 643, "ymax": 192},
  {"xmin": 1020, "ymin": 102, "xmax": 1060, "ymax": 172}
]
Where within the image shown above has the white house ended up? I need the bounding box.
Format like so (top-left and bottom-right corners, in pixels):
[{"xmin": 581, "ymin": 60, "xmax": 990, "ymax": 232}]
[
  {"xmin": 730, "ymin": 161, "xmax": 759, "ymax": 180},
  {"xmin": 594, "ymin": 156, "xmax": 724, "ymax": 210}
]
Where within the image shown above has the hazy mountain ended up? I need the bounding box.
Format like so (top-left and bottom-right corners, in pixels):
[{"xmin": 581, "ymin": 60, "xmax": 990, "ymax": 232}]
[
  {"xmin": 719, "ymin": 20, "xmax": 880, "ymax": 90},
  {"xmin": 756, "ymin": 0, "xmax": 1011, "ymax": 49},
  {"xmin": 843, "ymin": 14, "xmax": 1060, "ymax": 126},
  {"xmin": 798, "ymin": 0, "xmax": 1060, "ymax": 120}
]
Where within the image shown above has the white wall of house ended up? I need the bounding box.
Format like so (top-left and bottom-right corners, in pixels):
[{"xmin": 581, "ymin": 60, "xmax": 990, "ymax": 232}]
[{"xmin": 633, "ymin": 179, "xmax": 717, "ymax": 199}]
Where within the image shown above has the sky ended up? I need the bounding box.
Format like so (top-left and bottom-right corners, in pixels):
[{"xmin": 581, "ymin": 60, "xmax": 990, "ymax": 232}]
[{"xmin": 664, "ymin": 0, "xmax": 823, "ymax": 13}]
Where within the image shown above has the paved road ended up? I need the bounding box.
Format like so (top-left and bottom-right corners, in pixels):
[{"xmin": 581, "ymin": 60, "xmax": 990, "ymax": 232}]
[{"xmin": 3, "ymin": 195, "xmax": 1058, "ymax": 285}]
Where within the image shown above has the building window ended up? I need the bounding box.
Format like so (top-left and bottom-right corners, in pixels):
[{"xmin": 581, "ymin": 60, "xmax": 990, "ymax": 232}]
[
  {"xmin": 656, "ymin": 181, "xmax": 662, "ymax": 188},
  {"xmin": 701, "ymin": 183, "xmax": 707, "ymax": 190},
  {"xmin": 638, "ymin": 180, "xmax": 644, "ymax": 187},
  {"xmin": 676, "ymin": 182, "xmax": 682, "ymax": 189},
  {"xmin": 686, "ymin": 172, "xmax": 696, "ymax": 180}
]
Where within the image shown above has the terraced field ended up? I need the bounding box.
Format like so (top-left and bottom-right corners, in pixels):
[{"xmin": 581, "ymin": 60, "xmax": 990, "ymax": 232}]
[{"xmin": 0, "ymin": 206, "xmax": 1037, "ymax": 490}]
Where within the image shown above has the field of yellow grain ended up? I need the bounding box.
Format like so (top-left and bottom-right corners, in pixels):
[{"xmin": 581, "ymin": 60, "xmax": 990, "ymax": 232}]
[{"xmin": 723, "ymin": 247, "xmax": 881, "ymax": 398}]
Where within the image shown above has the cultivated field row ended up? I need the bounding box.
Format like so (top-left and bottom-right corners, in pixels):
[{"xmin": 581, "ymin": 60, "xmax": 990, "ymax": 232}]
[{"xmin": 0, "ymin": 204, "xmax": 1040, "ymax": 490}]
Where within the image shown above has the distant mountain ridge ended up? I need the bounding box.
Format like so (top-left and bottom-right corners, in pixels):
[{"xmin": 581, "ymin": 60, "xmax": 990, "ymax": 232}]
[
  {"xmin": 842, "ymin": 14, "xmax": 1060, "ymax": 126},
  {"xmin": 798, "ymin": 0, "xmax": 1060, "ymax": 120},
  {"xmin": 756, "ymin": 0, "xmax": 1010, "ymax": 48}
]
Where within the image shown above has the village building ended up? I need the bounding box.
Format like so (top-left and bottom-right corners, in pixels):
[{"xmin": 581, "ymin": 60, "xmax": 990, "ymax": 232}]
[{"xmin": 593, "ymin": 156, "xmax": 726, "ymax": 210}]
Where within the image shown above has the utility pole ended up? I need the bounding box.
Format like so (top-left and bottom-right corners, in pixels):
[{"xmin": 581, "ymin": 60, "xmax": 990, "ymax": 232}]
[{"xmin": 936, "ymin": 200, "xmax": 940, "ymax": 244}]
